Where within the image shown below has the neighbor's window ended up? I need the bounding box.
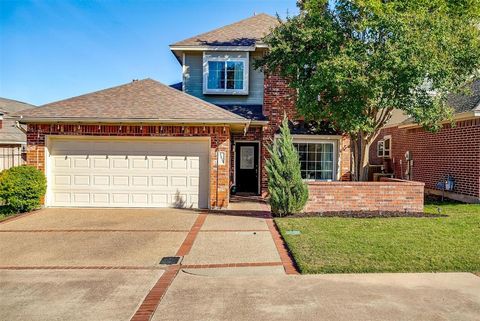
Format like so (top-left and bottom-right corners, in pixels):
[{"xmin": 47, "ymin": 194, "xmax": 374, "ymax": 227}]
[
  {"xmin": 377, "ymin": 140, "xmax": 384, "ymax": 157},
  {"xmin": 377, "ymin": 136, "xmax": 392, "ymax": 158},
  {"xmin": 293, "ymin": 142, "xmax": 335, "ymax": 181},
  {"xmin": 204, "ymin": 57, "xmax": 248, "ymax": 94}
]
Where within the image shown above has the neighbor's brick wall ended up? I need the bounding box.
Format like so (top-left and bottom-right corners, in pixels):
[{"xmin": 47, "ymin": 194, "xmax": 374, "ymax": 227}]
[
  {"xmin": 26, "ymin": 123, "xmax": 231, "ymax": 208},
  {"xmin": 370, "ymin": 118, "xmax": 480, "ymax": 200},
  {"xmin": 305, "ymin": 178, "xmax": 424, "ymax": 212}
]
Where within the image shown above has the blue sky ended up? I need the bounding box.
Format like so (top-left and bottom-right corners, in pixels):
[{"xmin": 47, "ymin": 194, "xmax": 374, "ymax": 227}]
[{"xmin": 0, "ymin": 0, "xmax": 298, "ymax": 106}]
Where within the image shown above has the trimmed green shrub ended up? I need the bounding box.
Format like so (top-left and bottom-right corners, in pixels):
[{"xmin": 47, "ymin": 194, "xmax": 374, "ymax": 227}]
[
  {"xmin": 266, "ymin": 116, "xmax": 308, "ymax": 217},
  {"xmin": 0, "ymin": 165, "xmax": 47, "ymax": 213}
]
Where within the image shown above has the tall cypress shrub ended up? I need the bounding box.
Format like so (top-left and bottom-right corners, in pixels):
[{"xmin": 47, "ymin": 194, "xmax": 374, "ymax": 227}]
[{"xmin": 266, "ymin": 116, "xmax": 308, "ymax": 216}]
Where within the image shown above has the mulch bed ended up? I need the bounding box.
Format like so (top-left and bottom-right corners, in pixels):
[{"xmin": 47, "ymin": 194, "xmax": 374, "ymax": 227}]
[{"xmin": 285, "ymin": 211, "xmax": 447, "ymax": 218}]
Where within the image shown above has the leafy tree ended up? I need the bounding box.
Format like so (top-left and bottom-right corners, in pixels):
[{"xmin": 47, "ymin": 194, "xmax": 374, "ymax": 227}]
[
  {"xmin": 257, "ymin": 0, "xmax": 480, "ymax": 180},
  {"xmin": 266, "ymin": 116, "xmax": 309, "ymax": 216}
]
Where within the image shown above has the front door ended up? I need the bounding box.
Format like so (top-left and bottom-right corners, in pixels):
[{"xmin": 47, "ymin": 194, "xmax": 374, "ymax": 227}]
[{"xmin": 235, "ymin": 142, "xmax": 259, "ymax": 194}]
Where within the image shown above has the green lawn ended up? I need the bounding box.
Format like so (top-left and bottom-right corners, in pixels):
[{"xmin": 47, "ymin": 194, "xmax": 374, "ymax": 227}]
[{"xmin": 275, "ymin": 201, "xmax": 480, "ymax": 273}]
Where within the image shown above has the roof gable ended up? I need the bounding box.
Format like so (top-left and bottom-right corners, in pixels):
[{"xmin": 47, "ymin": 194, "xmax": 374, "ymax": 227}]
[
  {"xmin": 170, "ymin": 13, "xmax": 279, "ymax": 48},
  {"xmin": 17, "ymin": 79, "xmax": 247, "ymax": 123}
]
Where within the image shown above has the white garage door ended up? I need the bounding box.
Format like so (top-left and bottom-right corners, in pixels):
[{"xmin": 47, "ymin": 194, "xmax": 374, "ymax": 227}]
[{"xmin": 47, "ymin": 138, "xmax": 209, "ymax": 208}]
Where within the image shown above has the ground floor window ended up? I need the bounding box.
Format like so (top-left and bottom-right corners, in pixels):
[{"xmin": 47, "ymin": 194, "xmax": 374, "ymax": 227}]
[{"xmin": 293, "ymin": 141, "xmax": 335, "ymax": 180}]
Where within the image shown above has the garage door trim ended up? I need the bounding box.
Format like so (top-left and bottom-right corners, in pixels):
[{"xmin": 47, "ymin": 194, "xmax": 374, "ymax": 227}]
[{"xmin": 45, "ymin": 135, "xmax": 211, "ymax": 208}]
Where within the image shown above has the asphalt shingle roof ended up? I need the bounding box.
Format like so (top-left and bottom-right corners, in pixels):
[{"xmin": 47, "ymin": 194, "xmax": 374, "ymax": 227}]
[
  {"xmin": 171, "ymin": 13, "xmax": 279, "ymax": 47},
  {"xmin": 216, "ymin": 105, "xmax": 267, "ymax": 121},
  {"xmin": 0, "ymin": 98, "xmax": 35, "ymax": 144},
  {"xmin": 447, "ymin": 79, "xmax": 480, "ymax": 114},
  {"xmin": 17, "ymin": 78, "xmax": 247, "ymax": 123}
]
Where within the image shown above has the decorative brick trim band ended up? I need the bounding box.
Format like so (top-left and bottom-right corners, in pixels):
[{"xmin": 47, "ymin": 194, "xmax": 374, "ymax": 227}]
[
  {"xmin": 130, "ymin": 212, "xmax": 208, "ymax": 321},
  {"xmin": 199, "ymin": 229, "xmax": 270, "ymax": 232},
  {"xmin": 0, "ymin": 229, "xmax": 190, "ymax": 233},
  {"xmin": 0, "ymin": 266, "xmax": 164, "ymax": 270},
  {"xmin": 182, "ymin": 262, "xmax": 283, "ymax": 269},
  {"xmin": 176, "ymin": 213, "xmax": 207, "ymax": 256},
  {"xmin": 266, "ymin": 219, "xmax": 299, "ymax": 275},
  {"xmin": 130, "ymin": 265, "xmax": 180, "ymax": 321}
]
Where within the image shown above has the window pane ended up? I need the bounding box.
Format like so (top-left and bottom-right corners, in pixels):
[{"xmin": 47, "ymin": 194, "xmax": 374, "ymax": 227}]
[
  {"xmin": 208, "ymin": 61, "xmax": 225, "ymax": 89},
  {"xmin": 226, "ymin": 61, "xmax": 244, "ymax": 90},
  {"xmin": 322, "ymin": 171, "xmax": 333, "ymax": 180},
  {"xmin": 323, "ymin": 161, "xmax": 333, "ymax": 171},
  {"xmin": 384, "ymin": 138, "xmax": 390, "ymax": 150},
  {"xmin": 305, "ymin": 171, "xmax": 315, "ymax": 180},
  {"xmin": 297, "ymin": 143, "xmax": 307, "ymax": 153}
]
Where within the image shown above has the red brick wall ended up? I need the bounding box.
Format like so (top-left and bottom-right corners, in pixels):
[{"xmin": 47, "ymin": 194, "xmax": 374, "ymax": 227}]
[
  {"xmin": 305, "ymin": 178, "xmax": 424, "ymax": 212},
  {"xmin": 262, "ymin": 72, "xmax": 352, "ymax": 194},
  {"xmin": 26, "ymin": 123, "xmax": 231, "ymax": 208},
  {"xmin": 370, "ymin": 118, "xmax": 480, "ymax": 201}
]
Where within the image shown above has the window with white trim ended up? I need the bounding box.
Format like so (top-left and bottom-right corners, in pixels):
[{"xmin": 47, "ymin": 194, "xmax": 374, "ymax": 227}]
[
  {"xmin": 203, "ymin": 56, "xmax": 249, "ymax": 95},
  {"xmin": 377, "ymin": 136, "xmax": 391, "ymax": 158},
  {"xmin": 293, "ymin": 142, "xmax": 336, "ymax": 180}
]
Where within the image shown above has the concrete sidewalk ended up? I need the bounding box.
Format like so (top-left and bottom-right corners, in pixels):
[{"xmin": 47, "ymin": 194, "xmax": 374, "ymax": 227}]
[{"xmin": 154, "ymin": 271, "xmax": 480, "ymax": 321}]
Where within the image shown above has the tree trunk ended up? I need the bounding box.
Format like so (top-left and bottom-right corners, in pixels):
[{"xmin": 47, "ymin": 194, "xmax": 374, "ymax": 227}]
[{"xmin": 350, "ymin": 131, "xmax": 372, "ymax": 181}]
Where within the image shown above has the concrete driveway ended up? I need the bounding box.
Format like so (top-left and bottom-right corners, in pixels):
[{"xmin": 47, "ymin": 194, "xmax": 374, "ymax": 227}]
[
  {"xmin": 0, "ymin": 207, "xmax": 200, "ymax": 321},
  {"xmin": 1, "ymin": 204, "xmax": 479, "ymax": 321},
  {"xmin": 0, "ymin": 208, "xmax": 197, "ymax": 267}
]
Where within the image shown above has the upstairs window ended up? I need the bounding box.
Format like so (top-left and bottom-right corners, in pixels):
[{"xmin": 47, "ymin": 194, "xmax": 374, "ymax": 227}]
[{"xmin": 203, "ymin": 55, "xmax": 249, "ymax": 95}]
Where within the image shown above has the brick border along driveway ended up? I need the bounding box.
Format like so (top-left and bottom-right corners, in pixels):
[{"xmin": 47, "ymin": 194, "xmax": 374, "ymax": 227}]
[{"xmin": 0, "ymin": 206, "xmax": 298, "ymax": 321}]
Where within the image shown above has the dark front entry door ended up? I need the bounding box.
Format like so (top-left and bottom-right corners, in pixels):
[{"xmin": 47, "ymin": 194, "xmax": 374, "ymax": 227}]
[{"xmin": 235, "ymin": 142, "xmax": 259, "ymax": 194}]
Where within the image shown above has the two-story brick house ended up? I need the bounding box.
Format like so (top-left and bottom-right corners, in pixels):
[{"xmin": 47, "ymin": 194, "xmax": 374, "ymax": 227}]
[
  {"xmin": 17, "ymin": 13, "xmax": 351, "ymax": 209},
  {"xmin": 170, "ymin": 13, "xmax": 351, "ymax": 196}
]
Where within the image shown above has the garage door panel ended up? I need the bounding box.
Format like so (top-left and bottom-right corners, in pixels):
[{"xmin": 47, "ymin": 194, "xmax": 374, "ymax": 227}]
[
  {"xmin": 93, "ymin": 176, "xmax": 110, "ymax": 186},
  {"xmin": 48, "ymin": 139, "xmax": 209, "ymax": 208},
  {"xmin": 151, "ymin": 158, "xmax": 168, "ymax": 169},
  {"xmin": 73, "ymin": 175, "xmax": 90, "ymax": 186},
  {"xmin": 54, "ymin": 175, "xmax": 71, "ymax": 186},
  {"xmin": 93, "ymin": 158, "xmax": 109, "ymax": 169},
  {"xmin": 151, "ymin": 176, "xmax": 168, "ymax": 186}
]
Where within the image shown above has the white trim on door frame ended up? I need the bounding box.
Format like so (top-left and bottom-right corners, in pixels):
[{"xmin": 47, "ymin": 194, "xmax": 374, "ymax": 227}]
[{"xmin": 233, "ymin": 140, "xmax": 261, "ymax": 195}]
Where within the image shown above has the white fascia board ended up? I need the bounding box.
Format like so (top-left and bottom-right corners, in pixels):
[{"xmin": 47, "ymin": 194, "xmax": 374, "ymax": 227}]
[
  {"xmin": 170, "ymin": 45, "xmax": 256, "ymax": 52},
  {"xmin": 274, "ymin": 134, "xmax": 343, "ymax": 140},
  {"xmin": 19, "ymin": 117, "xmax": 249, "ymax": 126}
]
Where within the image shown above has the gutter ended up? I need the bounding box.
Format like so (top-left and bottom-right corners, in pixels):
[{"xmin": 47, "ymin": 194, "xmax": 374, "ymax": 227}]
[
  {"xmin": 18, "ymin": 116, "xmax": 250, "ymax": 126},
  {"xmin": 169, "ymin": 45, "xmax": 257, "ymax": 52},
  {"xmin": 397, "ymin": 111, "xmax": 479, "ymax": 129}
]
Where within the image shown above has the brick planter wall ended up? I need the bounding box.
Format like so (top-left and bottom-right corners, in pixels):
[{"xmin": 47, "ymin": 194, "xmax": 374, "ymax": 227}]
[
  {"xmin": 305, "ymin": 178, "xmax": 424, "ymax": 213},
  {"xmin": 26, "ymin": 123, "xmax": 230, "ymax": 208},
  {"xmin": 371, "ymin": 118, "xmax": 480, "ymax": 203}
]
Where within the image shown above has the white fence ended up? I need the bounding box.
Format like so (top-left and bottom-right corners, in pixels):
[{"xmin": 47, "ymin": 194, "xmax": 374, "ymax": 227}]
[{"xmin": 0, "ymin": 146, "xmax": 26, "ymax": 171}]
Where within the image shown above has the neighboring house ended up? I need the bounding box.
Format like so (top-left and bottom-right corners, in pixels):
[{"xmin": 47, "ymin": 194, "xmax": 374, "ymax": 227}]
[
  {"xmin": 370, "ymin": 80, "xmax": 480, "ymax": 203},
  {"xmin": 0, "ymin": 98, "xmax": 35, "ymax": 171},
  {"xmin": 16, "ymin": 13, "xmax": 351, "ymax": 209}
]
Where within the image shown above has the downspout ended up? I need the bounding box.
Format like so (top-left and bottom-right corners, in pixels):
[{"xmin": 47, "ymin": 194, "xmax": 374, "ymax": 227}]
[{"xmin": 15, "ymin": 119, "xmax": 27, "ymax": 134}]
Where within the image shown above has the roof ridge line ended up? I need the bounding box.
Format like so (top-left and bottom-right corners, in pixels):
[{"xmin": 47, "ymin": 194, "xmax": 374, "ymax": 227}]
[
  {"xmin": 170, "ymin": 13, "xmax": 277, "ymax": 47},
  {"xmin": 38, "ymin": 79, "xmax": 149, "ymax": 108}
]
